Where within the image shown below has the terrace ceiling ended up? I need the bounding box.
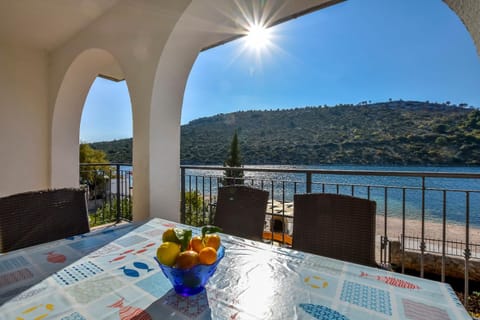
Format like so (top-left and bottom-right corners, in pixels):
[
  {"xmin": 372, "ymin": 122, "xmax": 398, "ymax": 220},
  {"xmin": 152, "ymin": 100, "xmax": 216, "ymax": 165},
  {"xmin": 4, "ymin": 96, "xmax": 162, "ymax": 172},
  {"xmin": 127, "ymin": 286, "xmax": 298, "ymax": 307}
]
[
  {"xmin": 0, "ymin": 0, "xmax": 344, "ymax": 83},
  {"xmin": 1, "ymin": 0, "xmax": 477, "ymax": 57},
  {"xmin": 0, "ymin": 0, "xmax": 119, "ymax": 51}
]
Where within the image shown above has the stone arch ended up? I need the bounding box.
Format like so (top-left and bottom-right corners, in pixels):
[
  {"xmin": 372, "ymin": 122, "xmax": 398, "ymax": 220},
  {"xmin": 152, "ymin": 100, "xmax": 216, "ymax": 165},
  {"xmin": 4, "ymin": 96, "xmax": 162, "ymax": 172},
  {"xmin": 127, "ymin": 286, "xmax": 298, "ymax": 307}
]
[
  {"xmin": 148, "ymin": 0, "xmax": 315, "ymax": 221},
  {"xmin": 443, "ymin": 0, "xmax": 480, "ymax": 57},
  {"xmin": 51, "ymin": 48, "xmax": 128, "ymax": 189},
  {"xmin": 149, "ymin": 33, "xmax": 199, "ymax": 222},
  {"xmin": 148, "ymin": 1, "xmax": 245, "ymax": 222},
  {"xmin": 148, "ymin": 0, "xmax": 479, "ymax": 223}
]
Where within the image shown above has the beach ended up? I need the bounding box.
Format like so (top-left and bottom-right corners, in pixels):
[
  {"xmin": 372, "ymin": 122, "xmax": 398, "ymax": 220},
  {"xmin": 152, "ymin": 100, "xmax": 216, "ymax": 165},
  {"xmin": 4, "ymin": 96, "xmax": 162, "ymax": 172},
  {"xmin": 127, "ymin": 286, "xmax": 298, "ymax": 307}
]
[
  {"xmin": 267, "ymin": 200, "xmax": 480, "ymax": 245},
  {"xmin": 377, "ymin": 215, "xmax": 480, "ymax": 244}
]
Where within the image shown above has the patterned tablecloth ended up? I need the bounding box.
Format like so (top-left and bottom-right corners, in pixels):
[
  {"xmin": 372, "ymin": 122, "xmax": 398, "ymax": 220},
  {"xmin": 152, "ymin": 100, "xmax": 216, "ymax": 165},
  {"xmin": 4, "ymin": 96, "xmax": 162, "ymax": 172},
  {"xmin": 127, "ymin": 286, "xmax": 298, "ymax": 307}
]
[{"xmin": 0, "ymin": 218, "xmax": 471, "ymax": 319}]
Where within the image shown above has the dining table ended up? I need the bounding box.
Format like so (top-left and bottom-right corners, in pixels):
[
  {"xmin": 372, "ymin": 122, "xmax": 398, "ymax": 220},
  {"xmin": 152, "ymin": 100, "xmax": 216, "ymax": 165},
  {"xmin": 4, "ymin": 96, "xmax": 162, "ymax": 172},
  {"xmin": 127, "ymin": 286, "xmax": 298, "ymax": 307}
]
[{"xmin": 0, "ymin": 217, "xmax": 472, "ymax": 319}]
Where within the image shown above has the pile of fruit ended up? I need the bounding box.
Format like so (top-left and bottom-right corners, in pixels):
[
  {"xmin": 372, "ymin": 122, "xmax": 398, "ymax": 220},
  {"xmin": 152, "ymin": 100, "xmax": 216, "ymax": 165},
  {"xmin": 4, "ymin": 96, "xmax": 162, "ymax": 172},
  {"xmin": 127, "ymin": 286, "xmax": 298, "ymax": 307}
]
[{"xmin": 156, "ymin": 226, "xmax": 222, "ymax": 269}]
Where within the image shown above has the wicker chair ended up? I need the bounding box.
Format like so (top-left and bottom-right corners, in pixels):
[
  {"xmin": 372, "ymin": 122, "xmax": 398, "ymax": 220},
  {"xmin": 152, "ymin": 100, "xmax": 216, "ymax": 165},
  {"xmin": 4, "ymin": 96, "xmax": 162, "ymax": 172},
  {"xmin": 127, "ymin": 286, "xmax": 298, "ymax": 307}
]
[
  {"xmin": 0, "ymin": 188, "xmax": 90, "ymax": 252},
  {"xmin": 214, "ymin": 185, "xmax": 269, "ymax": 240},
  {"xmin": 292, "ymin": 193, "xmax": 376, "ymax": 267}
]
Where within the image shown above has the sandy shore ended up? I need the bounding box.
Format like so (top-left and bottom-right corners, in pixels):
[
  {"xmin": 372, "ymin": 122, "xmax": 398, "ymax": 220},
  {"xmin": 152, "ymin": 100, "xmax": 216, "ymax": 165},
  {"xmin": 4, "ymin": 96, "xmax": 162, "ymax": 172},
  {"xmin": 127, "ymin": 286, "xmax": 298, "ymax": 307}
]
[
  {"xmin": 267, "ymin": 200, "xmax": 480, "ymax": 244},
  {"xmin": 377, "ymin": 215, "xmax": 480, "ymax": 244}
]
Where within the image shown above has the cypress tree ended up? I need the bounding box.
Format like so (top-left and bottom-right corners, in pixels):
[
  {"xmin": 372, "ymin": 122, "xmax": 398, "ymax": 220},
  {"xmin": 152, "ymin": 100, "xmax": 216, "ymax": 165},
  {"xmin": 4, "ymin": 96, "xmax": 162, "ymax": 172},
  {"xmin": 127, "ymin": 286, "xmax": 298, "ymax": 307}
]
[{"xmin": 223, "ymin": 131, "xmax": 244, "ymax": 185}]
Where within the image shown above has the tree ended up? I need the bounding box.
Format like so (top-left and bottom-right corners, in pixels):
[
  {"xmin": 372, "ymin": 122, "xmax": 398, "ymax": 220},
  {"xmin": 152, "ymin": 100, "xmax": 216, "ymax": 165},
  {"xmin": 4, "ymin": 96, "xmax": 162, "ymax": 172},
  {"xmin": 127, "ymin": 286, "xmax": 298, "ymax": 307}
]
[
  {"xmin": 183, "ymin": 191, "xmax": 210, "ymax": 226},
  {"xmin": 223, "ymin": 131, "xmax": 244, "ymax": 185},
  {"xmin": 79, "ymin": 143, "xmax": 110, "ymax": 197},
  {"xmin": 80, "ymin": 143, "xmax": 109, "ymax": 164}
]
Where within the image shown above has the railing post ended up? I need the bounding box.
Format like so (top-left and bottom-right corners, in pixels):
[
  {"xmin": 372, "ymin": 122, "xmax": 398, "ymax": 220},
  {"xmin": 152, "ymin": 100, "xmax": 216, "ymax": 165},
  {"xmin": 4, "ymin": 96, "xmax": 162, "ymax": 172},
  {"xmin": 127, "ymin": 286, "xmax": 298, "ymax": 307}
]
[
  {"xmin": 202, "ymin": 176, "xmax": 206, "ymax": 225},
  {"xmin": 208, "ymin": 176, "xmax": 213, "ymax": 224},
  {"xmin": 116, "ymin": 164, "xmax": 121, "ymax": 223},
  {"xmin": 384, "ymin": 188, "xmax": 388, "ymax": 247},
  {"xmin": 401, "ymin": 188, "xmax": 406, "ymax": 274},
  {"xmin": 464, "ymin": 192, "xmax": 471, "ymax": 306},
  {"xmin": 442, "ymin": 190, "xmax": 446, "ymax": 282},
  {"xmin": 127, "ymin": 170, "xmax": 132, "ymax": 220},
  {"xmin": 306, "ymin": 172, "xmax": 312, "ymax": 193},
  {"xmin": 180, "ymin": 167, "xmax": 186, "ymax": 224},
  {"xmin": 420, "ymin": 176, "xmax": 426, "ymax": 278}
]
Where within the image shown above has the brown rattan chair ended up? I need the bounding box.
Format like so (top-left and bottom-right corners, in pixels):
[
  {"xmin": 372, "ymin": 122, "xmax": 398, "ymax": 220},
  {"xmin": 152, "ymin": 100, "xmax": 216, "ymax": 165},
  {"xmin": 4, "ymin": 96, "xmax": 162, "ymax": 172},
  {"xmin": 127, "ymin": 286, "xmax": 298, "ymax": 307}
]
[
  {"xmin": 292, "ymin": 193, "xmax": 376, "ymax": 267},
  {"xmin": 0, "ymin": 188, "xmax": 90, "ymax": 252},
  {"xmin": 214, "ymin": 185, "xmax": 269, "ymax": 241}
]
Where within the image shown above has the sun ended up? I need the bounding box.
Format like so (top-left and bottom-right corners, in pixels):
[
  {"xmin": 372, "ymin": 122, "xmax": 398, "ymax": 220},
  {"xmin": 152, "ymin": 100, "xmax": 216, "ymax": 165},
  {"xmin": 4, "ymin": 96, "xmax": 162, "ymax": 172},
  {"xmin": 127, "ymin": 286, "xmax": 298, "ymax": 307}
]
[{"xmin": 245, "ymin": 24, "xmax": 272, "ymax": 51}]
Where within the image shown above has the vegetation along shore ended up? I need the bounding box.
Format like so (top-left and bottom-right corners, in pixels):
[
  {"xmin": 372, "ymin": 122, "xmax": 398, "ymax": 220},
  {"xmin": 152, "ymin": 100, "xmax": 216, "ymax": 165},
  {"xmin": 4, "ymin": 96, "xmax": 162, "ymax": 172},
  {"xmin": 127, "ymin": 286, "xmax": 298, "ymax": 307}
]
[{"xmin": 89, "ymin": 100, "xmax": 480, "ymax": 166}]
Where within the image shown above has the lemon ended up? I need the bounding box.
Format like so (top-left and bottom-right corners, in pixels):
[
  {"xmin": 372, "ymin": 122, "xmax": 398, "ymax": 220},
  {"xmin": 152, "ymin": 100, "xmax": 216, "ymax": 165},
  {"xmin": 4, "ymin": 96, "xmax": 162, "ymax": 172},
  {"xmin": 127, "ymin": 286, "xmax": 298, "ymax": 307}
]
[
  {"xmin": 162, "ymin": 228, "xmax": 179, "ymax": 243},
  {"xmin": 156, "ymin": 242, "xmax": 180, "ymax": 266}
]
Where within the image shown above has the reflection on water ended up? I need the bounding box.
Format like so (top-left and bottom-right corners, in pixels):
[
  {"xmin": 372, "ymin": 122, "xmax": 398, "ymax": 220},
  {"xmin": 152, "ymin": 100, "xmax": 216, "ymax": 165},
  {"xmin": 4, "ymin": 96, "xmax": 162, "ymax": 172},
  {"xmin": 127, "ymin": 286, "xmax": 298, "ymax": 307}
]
[{"xmin": 185, "ymin": 165, "xmax": 480, "ymax": 226}]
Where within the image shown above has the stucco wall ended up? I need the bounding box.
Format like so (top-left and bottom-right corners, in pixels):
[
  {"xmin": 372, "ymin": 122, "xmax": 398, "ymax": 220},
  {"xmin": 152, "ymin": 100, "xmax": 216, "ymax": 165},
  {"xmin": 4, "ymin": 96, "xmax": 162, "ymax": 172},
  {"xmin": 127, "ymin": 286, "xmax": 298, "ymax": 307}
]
[
  {"xmin": 49, "ymin": 1, "xmax": 191, "ymax": 221},
  {"xmin": 444, "ymin": 0, "xmax": 480, "ymax": 57},
  {"xmin": 0, "ymin": 46, "xmax": 49, "ymax": 196},
  {"xmin": 149, "ymin": 0, "xmax": 341, "ymax": 222},
  {"xmin": 48, "ymin": 0, "xmax": 336, "ymax": 222}
]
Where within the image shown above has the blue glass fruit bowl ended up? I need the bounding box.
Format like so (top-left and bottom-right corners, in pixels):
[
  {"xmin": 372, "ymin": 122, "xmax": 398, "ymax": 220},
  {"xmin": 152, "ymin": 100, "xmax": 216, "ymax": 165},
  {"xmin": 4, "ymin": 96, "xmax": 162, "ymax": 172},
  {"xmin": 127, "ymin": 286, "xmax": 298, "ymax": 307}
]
[{"xmin": 154, "ymin": 246, "xmax": 225, "ymax": 296}]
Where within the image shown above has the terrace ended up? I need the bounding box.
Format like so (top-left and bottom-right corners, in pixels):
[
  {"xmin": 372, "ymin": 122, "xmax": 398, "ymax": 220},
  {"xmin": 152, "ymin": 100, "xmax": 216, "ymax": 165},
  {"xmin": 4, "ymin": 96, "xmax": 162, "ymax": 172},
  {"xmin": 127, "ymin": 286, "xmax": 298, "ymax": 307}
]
[
  {"xmin": 1, "ymin": 0, "xmax": 480, "ymax": 317},
  {"xmin": 81, "ymin": 163, "xmax": 480, "ymax": 302}
]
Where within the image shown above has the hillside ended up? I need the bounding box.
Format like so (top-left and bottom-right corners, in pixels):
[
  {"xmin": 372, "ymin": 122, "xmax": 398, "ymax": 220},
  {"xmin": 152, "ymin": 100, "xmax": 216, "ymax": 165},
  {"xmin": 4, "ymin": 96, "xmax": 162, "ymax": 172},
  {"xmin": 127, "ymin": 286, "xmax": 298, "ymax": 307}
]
[
  {"xmin": 90, "ymin": 138, "xmax": 132, "ymax": 163},
  {"xmin": 91, "ymin": 101, "xmax": 480, "ymax": 165}
]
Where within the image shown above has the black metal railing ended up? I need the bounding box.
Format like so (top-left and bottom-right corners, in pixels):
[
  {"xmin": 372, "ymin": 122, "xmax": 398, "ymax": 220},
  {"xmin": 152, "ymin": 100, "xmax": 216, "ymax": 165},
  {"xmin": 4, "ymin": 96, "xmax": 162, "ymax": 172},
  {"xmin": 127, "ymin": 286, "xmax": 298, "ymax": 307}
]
[
  {"xmin": 400, "ymin": 234, "xmax": 480, "ymax": 258},
  {"xmin": 180, "ymin": 165, "xmax": 480, "ymax": 304},
  {"xmin": 80, "ymin": 163, "xmax": 133, "ymax": 226}
]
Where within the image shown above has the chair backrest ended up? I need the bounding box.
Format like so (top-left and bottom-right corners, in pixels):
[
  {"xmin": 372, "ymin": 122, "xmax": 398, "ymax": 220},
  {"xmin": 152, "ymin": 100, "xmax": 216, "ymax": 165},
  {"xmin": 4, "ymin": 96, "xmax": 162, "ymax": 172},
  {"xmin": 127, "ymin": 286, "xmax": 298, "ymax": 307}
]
[
  {"xmin": 214, "ymin": 185, "xmax": 269, "ymax": 240},
  {"xmin": 292, "ymin": 193, "xmax": 376, "ymax": 267},
  {"xmin": 0, "ymin": 188, "xmax": 90, "ymax": 252}
]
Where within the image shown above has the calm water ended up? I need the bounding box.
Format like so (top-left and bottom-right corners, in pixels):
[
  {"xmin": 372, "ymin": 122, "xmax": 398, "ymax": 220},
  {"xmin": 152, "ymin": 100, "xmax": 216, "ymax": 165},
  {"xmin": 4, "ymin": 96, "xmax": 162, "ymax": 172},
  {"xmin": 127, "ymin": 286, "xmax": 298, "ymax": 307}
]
[{"xmin": 185, "ymin": 165, "xmax": 480, "ymax": 227}]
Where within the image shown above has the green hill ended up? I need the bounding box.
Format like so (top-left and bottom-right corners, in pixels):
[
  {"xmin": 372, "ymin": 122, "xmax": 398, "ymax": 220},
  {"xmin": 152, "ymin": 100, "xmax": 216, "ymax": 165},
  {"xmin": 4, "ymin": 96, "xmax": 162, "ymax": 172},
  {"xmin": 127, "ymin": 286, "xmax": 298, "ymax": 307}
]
[
  {"xmin": 91, "ymin": 101, "xmax": 480, "ymax": 165},
  {"xmin": 90, "ymin": 138, "xmax": 132, "ymax": 163}
]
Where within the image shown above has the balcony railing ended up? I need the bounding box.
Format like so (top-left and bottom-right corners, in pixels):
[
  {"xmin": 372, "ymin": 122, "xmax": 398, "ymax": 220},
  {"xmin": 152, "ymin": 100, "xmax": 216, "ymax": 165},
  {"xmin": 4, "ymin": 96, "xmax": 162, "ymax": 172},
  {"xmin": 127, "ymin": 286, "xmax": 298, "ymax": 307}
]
[
  {"xmin": 80, "ymin": 163, "xmax": 133, "ymax": 226},
  {"xmin": 79, "ymin": 163, "xmax": 480, "ymax": 304},
  {"xmin": 180, "ymin": 164, "xmax": 480, "ymax": 304}
]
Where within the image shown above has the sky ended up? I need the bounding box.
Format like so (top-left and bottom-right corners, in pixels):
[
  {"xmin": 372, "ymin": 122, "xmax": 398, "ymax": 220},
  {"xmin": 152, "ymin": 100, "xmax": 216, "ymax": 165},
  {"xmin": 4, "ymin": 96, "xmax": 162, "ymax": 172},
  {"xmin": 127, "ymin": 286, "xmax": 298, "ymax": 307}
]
[
  {"xmin": 80, "ymin": 0, "xmax": 480, "ymax": 142},
  {"xmin": 80, "ymin": 78, "xmax": 131, "ymax": 143}
]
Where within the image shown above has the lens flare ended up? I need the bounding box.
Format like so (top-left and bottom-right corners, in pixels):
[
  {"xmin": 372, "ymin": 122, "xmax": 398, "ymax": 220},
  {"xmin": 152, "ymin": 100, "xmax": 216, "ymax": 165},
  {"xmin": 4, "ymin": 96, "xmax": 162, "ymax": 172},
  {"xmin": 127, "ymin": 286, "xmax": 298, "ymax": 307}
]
[{"xmin": 245, "ymin": 24, "xmax": 272, "ymax": 51}]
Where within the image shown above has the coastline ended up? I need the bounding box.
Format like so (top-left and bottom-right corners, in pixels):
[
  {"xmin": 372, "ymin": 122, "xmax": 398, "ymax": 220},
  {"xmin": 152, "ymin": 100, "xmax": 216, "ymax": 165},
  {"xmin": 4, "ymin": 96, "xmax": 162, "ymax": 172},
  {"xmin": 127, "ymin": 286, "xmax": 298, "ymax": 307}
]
[
  {"xmin": 268, "ymin": 200, "xmax": 480, "ymax": 244},
  {"xmin": 377, "ymin": 215, "xmax": 480, "ymax": 244}
]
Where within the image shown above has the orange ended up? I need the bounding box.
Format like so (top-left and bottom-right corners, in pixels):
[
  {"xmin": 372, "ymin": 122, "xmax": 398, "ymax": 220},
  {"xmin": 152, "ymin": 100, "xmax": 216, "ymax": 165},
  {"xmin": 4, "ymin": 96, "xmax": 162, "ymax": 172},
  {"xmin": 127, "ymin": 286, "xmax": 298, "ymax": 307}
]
[
  {"xmin": 190, "ymin": 236, "xmax": 205, "ymax": 253},
  {"xmin": 204, "ymin": 234, "xmax": 221, "ymax": 250},
  {"xmin": 175, "ymin": 250, "xmax": 199, "ymax": 269},
  {"xmin": 198, "ymin": 247, "xmax": 217, "ymax": 265}
]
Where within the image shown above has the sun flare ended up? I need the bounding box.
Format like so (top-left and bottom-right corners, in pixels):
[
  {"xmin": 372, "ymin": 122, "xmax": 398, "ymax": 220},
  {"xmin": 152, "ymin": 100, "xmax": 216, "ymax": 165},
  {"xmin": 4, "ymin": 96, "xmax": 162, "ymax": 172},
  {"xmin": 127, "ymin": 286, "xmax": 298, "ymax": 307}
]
[{"xmin": 245, "ymin": 24, "xmax": 272, "ymax": 51}]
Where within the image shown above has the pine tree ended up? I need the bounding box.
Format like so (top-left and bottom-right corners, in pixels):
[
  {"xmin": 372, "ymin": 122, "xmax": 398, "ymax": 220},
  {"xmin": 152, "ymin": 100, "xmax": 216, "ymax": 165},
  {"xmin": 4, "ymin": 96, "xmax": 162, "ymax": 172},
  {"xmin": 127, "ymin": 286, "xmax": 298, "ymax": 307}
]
[{"xmin": 223, "ymin": 131, "xmax": 244, "ymax": 185}]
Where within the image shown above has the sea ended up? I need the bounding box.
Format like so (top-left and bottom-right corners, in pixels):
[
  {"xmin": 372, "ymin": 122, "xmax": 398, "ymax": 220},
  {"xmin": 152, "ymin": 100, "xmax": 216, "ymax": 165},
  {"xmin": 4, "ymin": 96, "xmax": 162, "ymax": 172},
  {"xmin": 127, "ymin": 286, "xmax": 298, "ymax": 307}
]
[{"xmin": 185, "ymin": 165, "xmax": 480, "ymax": 227}]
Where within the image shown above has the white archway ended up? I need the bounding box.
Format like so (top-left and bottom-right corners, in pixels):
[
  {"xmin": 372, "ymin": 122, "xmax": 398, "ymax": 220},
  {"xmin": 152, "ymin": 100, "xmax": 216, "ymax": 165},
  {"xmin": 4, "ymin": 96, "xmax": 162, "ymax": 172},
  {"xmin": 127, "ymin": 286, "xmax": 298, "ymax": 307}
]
[
  {"xmin": 148, "ymin": 0, "xmax": 331, "ymax": 221},
  {"xmin": 45, "ymin": 0, "xmax": 478, "ymax": 224},
  {"xmin": 51, "ymin": 48, "xmax": 128, "ymax": 189},
  {"xmin": 444, "ymin": 0, "xmax": 480, "ymax": 58},
  {"xmin": 148, "ymin": 0, "xmax": 480, "ymax": 223},
  {"xmin": 148, "ymin": 0, "xmax": 255, "ymax": 222}
]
